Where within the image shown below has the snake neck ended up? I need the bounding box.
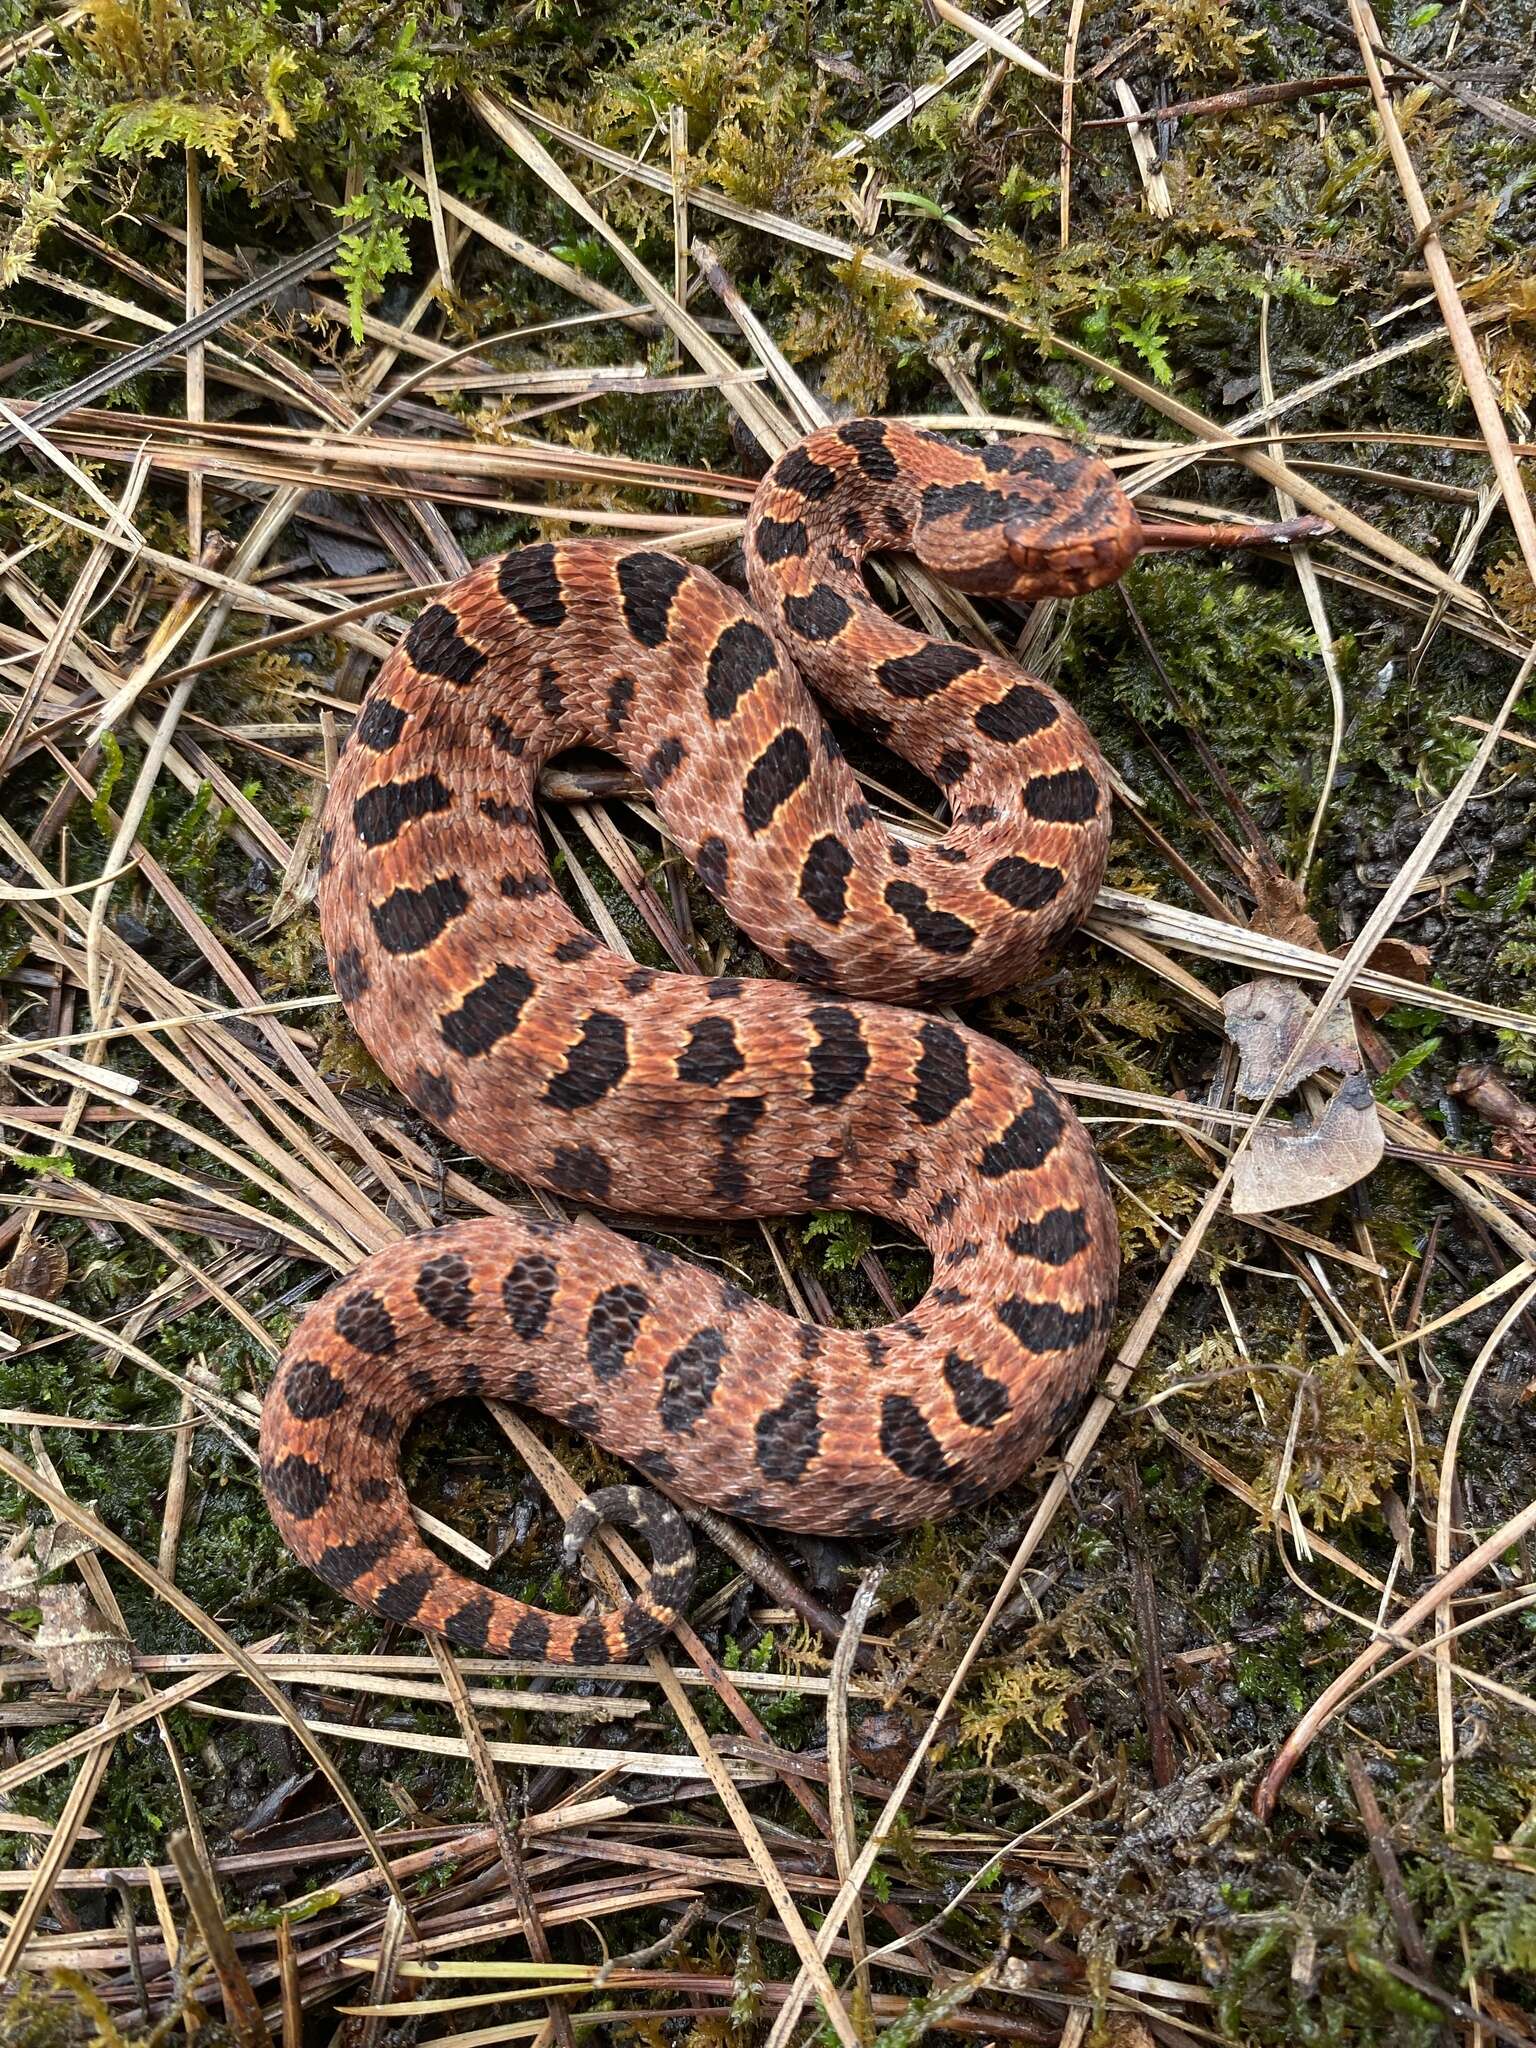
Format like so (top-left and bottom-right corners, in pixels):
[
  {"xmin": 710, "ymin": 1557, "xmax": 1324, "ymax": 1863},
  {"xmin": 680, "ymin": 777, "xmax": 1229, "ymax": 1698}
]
[{"xmin": 742, "ymin": 418, "xmax": 1113, "ymax": 983}]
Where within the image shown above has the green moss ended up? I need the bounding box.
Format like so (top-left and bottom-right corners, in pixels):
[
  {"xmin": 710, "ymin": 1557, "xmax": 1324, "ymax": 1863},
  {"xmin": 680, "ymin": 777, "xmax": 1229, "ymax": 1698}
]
[
  {"xmin": 1064, "ymin": 554, "xmax": 1327, "ymax": 851},
  {"xmin": 0, "ymin": 1977, "xmax": 237, "ymax": 2048}
]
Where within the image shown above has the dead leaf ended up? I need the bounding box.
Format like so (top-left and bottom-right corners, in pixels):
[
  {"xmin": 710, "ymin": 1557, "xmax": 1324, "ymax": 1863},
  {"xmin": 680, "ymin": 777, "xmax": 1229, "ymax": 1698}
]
[
  {"xmin": 849, "ymin": 1709, "xmax": 924, "ymax": 1783},
  {"xmin": 35, "ymin": 1583, "xmax": 134, "ymax": 1701},
  {"xmin": 1242, "ymin": 855, "xmax": 1323, "ymax": 951},
  {"xmin": 1223, "ymin": 979, "xmax": 1385, "ymax": 1216},
  {"xmin": 0, "ymin": 1520, "xmax": 101, "ymax": 1602},
  {"xmin": 1233, "ymin": 1075, "xmax": 1385, "ymax": 1217},
  {"xmin": 1369, "ymin": 938, "xmax": 1432, "ymax": 980},
  {"xmin": 1222, "ymin": 979, "xmax": 1361, "ymax": 1094},
  {"xmin": 1354, "ymin": 935, "xmax": 1432, "ymax": 1018},
  {"xmin": 2, "ymin": 1236, "xmax": 68, "ymax": 1333},
  {"xmin": 1450, "ymin": 1062, "xmax": 1536, "ymax": 1165},
  {"xmin": 1102, "ymin": 2022, "xmax": 1158, "ymax": 2048}
]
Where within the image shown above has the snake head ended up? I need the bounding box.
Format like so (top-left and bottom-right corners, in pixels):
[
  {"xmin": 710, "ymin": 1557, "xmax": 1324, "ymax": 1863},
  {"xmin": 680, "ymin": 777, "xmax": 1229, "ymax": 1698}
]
[{"xmin": 912, "ymin": 436, "xmax": 1142, "ymax": 600}]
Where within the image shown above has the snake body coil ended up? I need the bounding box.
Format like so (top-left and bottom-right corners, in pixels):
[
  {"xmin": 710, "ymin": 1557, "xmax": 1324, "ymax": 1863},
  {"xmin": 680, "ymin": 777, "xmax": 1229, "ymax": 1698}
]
[{"xmin": 260, "ymin": 419, "xmax": 1149, "ymax": 1662}]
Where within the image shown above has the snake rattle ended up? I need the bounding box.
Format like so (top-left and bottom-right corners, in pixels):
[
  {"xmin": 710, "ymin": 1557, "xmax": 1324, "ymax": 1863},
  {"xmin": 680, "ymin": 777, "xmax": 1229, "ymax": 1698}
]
[{"xmin": 260, "ymin": 418, "xmax": 1220, "ymax": 1663}]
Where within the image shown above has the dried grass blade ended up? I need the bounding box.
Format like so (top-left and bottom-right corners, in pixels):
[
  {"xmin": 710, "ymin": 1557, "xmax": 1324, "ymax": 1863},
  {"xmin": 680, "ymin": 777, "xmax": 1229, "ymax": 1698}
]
[
  {"xmin": 1257, "ymin": 1475, "xmax": 1536, "ymax": 1819},
  {"xmin": 0, "ymin": 1735, "xmax": 117, "ymax": 1977},
  {"xmin": 0, "ymin": 1445, "xmax": 412, "ymax": 1913},
  {"xmin": 427, "ymin": 1636, "xmax": 573, "ymax": 2048},
  {"xmin": 168, "ymin": 1828, "xmax": 275, "ymax": 2048},
  {"xmin": 1348, "ymin": 0, "xmax": 1536, "ymax": 587},
  {"xmin": 1258, "ymin": 281, "xmax": 1345, "ymax": 882},
  {"xmin": 489, "ymin": 1406, "xmax": 864, "ymax": 2048},
  {"xmin": 834, "ymin": 7, "xmax": 1034, "ymax": 156},
  {"xmin": 1087, "ymin": 889, "xmax": 1536, "ymax": 1038},
  {"xmin": 826, "ymin": 1572, "xmax": 882, "ymax": 2031},
  {"xmin": 1431, "ymin": 1274, "xmax": 1536, "ymax": 1832},
  {"xmin": 464, "ymin": 91, "xmax": 795, "ymax": 456},
  {"xmin": 928, "ymin": 0, "xmax": 1061, "ymax": 83},
  {"xmin": 0, "ymin": 234, "xmax": 342, "ymax": 452},
  {"xmin": 762, "ymin": 1152, "xmax": 1237, "ymax": 2047}
]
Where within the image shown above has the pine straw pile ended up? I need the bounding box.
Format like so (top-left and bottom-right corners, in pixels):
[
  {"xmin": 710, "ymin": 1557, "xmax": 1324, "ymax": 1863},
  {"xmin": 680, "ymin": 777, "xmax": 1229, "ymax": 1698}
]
[{"xmin": 3, "ymin": 1, "xmax": 1536, "ymax": 2044}]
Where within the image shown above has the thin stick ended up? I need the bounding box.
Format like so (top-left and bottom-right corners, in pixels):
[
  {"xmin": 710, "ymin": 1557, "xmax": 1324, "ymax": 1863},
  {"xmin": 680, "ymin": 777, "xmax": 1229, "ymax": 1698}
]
[
  {"xmin": 1083, "ymin": 74, "xmax": 1368, "ymax": 125},
  {"xmin": 1343, "ymin": 1753, "xmax": 1433, "ymax": 1974},
  {"xmin": 167, "ymin": 1828, "xmax": 275, "ymax": 2048},
  {"xmin": 827, "ymin": 1572, "xmax": 882, "ymax": 2031},
  {"xmin": 157, "ymin": 1385, "xmax": 197, "ymax": 1580},
  {"xmin": 1058, "ymin": 0, "xmax": 1086, "ymax": 250},
  {"xmin": 1433, "ymin": 1275, "xmax": 1536, "ymax": 1833},
  {"xmin": 1348, "ymin": 0, "xmax": 1536, "ymax": 589},
  {"xmin": 1257, "ymin": 1486, "xmax": 1536, "ymax": 1819},
  {"xmin": 184, "ymin": 151, "xmax": 205, "ymax": 558},
  {"xmin": 1136, "ymin": 514, "xmax": 1329, "ymax": 552}
]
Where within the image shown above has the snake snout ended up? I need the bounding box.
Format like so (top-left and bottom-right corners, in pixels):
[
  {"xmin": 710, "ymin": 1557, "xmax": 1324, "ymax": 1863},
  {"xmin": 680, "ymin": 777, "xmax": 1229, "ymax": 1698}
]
[{"xmin": 1003, "ymin": 514, "xmax": 1136, "ymax": 595}]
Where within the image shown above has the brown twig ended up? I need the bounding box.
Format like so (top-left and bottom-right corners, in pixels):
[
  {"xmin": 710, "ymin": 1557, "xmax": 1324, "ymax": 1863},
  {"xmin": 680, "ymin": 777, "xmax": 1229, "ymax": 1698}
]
[
  {"xmin": 1256, "ymin": 1492, "xmax": 1536, "ymax": 1819},
  {"xmin": 1342, "ymin": 1753, "xmax": 1439, "ymax": 1993},
  {"xmin": 682, "ymin": 1502, "xmax": 878, "ymax": 1669},
  {"xmin": 1123, "ymin": 1463, "xmax": 1177, "ymax": 1789},
  {"xmin": 1083, "ymin": 74, "xmax": 1368, "ymax": 126},
  {"xmin": 167, "ymin": 1830, "xmax": 274, "ymax": 2048}
]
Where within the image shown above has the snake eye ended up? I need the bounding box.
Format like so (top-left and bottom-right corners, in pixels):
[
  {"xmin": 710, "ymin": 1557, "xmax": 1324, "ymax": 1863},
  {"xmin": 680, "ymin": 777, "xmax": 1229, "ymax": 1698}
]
[{"xmin": 1003, "ymin": 517, "xmax": 1052, "ymax": 571}]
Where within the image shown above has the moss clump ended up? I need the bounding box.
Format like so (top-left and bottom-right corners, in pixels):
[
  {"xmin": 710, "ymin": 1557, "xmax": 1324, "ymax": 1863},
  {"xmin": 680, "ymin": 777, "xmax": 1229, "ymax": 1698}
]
[
  {"xmin": 782, "ymin": 254, "xmax": 933, "ymax": 412},
  {"xmin": 0, "ymin": 1976, "xmax": 237, "ymax": 2048},
  {"xmin": 1137, "ymin": 0, "xmax": 1262, "ymax": 80},
  {"xmin": 3, "ymin": 1, "xmax": 446, "ymax": 281}
]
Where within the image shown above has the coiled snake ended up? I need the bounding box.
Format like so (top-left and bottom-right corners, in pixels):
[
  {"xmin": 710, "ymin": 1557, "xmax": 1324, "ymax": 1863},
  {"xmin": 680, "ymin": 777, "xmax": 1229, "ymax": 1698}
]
[{"xmin": 259, "ymin": 418, "xmax": 1230, "ymax": 1663}]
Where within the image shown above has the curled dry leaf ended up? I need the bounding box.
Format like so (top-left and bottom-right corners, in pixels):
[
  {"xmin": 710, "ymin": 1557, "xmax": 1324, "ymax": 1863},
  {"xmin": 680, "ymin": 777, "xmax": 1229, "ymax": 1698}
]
[
  {"xmin": 1223, "ymin": 978, "xmax": 1385, "ymax": 1217},
  {"xmin": 1450, "ymin": 1061, "xmax": 1536, "ymax": 1165},
  {"xmin": 1231, "ymin": 1074, "xmax": 1383, "ymax": 1217},
  {"xmin": 1241, "ymin": 854, "xmax": 1324, "ymax": 952},
  {"xmin": 0, "ymin": 1520, "xmax": 101, "ymax": 1602},
  {"xmin": 1354, "ymin": 935, "xmax": 1432, "ymax": 1019},
  {"xmin": 1, "ymin": 1236, "xmax": 69, "ymax": 1333},
  {"xmin": 35, "ymin": 1582, "xmax": 135, "ymax": 1701}
]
